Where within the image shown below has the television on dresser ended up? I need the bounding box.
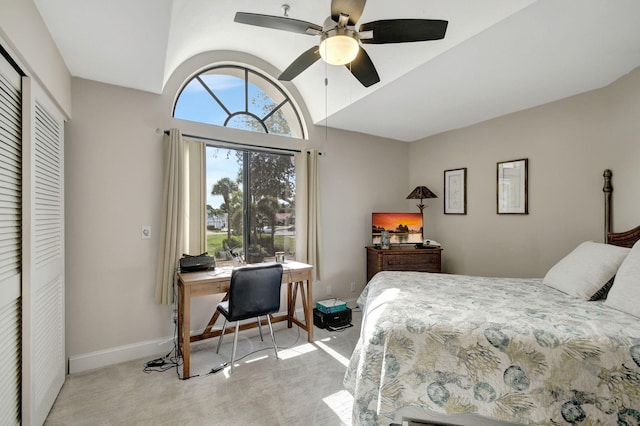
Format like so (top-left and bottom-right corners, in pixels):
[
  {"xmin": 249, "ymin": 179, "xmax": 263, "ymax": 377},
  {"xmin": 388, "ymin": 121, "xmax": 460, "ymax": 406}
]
[{"xmin": 372, "ymin": 212, "xmax": 423, "ymax": 246}]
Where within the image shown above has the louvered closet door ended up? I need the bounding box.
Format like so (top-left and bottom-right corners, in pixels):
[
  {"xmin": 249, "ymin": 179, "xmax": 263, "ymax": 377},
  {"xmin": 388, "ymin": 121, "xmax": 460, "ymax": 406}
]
[
  {"xmin": 22, "ymin": 77, "xmax": 65, "ymax": 426},
  {"xmin": 0, "ymin": 53, "xmax": 22, "ymax": 426}
]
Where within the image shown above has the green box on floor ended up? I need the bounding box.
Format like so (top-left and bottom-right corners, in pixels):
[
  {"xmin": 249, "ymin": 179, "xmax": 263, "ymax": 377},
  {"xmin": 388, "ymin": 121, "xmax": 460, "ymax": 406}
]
[{"xmin": 315, "ymin": 298, "xmax": 347, "ymax": 314}]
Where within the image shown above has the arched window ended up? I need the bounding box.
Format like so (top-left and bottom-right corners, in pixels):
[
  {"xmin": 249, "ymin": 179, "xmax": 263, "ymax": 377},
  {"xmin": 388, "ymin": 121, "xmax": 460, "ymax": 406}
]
[{"xmin": 173, "ymin": 65, "xmax": 306, "ymax": 139}]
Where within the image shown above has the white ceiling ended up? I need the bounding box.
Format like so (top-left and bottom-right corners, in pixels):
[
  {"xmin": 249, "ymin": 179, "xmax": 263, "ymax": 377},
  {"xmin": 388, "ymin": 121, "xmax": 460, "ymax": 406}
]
[{"xmin": 34, "ymin": 0, "xmax": 640, "ymax": 142}]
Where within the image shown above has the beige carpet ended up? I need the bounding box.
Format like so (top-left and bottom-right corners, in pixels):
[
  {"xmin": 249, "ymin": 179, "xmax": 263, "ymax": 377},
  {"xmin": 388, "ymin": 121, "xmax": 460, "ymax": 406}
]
[{"xmin": 45, "ymin": 310, "xmax": 361, "ymax": 425}]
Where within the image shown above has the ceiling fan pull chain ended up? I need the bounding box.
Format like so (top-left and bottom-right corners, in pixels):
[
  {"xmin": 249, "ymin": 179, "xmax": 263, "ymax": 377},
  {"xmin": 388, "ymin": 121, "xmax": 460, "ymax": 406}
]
[{"xmin": 324, "ymin": 76, "xmax": 328, "ymax": 139}]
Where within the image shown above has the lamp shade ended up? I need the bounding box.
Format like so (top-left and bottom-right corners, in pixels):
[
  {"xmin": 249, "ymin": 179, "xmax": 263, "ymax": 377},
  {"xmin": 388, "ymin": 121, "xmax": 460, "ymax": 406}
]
[
  {"xmin": 406, "ymin": 185, "xmax": 437, "ymax": 213},
  {"xmin": 319, "ymin": 34, "xmax": 359, "ymax": 65},
  {"xmin": 406, "ymin": 186, "xmax": 437, "ymax": 200}
]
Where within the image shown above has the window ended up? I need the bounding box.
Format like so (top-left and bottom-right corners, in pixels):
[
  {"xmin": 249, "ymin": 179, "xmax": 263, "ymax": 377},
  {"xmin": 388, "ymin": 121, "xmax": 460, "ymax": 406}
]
[
  {"xmin": 174, "ymin": 64, "xmax": 301, "ymax": 265},
  {"xmin": 206, "ymin": 146, "xmax": 295, "ymax": 264},
  {"xmin": 173, "ymin": 65, "xmax": 305, "ymax": 139}
]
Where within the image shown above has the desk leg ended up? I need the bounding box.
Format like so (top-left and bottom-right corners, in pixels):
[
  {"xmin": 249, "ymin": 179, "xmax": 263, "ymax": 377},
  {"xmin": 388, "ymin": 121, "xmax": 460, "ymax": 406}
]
[
  {"xmin": 201, "ymin": 293, "xmax": 227, "ymax": 338},
  {"xmin": 177, "ymin": 285, "xmax": 183, "ymax": 357},
  {"xmin": 291, "ymin": 282, "xmax": 299, "ymax": 329},
  {"xmin": 287, "ymin": 282, "xmax": 293, "ymax": 328},
  {"xmin": 305, "ymin": 277, "xmax": 313, "ymax": 342},
  {"xmin": 181, "ymin": 286, "xmax": 191, "ymax": 379}
]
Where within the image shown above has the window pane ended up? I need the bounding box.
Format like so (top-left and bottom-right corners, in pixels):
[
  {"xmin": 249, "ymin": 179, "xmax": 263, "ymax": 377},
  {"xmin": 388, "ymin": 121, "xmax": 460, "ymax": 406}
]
[
  {"xmin": 247, "ymin": 83, "xmax": 271, "ymax": 118},
  {"xmin": 173, "ymin": 65, "xmax": 305, "ymax": 139},
  {"xmin": 248, "ymin": 71, "xmax": 285, "ymax": 119},
  {"xmin": 247, "ymin": 152, "xmax": 295, "ymax": 263},
  {"xmin": 206, "ymin": 147, "xmax": 295, "ymax": 265},
  {"xmin": 265, "ymin": 104, "xmax": 293, "ymax": 137},
  {"xmin": 249, "ymin": 71, "xmax": 285, "ymax": 106},
  {"xmin": 272, "ymin": 101, "xmax": 302, "ymax": 138},
  {"xmin": 206, "ymin": 147, "xmax": 243, "ymax": 263},
  {"xmin": 174, "ymin": 79, "xmax": 228, "ymax": 126},
  {"xmin": 199, "ymin": 73, "xmax": 245, "ymax": 114}
]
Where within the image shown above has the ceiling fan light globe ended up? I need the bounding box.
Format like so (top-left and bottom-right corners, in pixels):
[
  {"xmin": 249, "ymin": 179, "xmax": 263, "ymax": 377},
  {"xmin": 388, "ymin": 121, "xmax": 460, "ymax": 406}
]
[{"xmin": 319, "ymin": 34, "xmax": 359, "ymax": 65}]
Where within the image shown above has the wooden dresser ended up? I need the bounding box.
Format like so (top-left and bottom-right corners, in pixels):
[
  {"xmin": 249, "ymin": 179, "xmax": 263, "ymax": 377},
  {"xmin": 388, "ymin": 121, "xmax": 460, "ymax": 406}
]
[{"xmin": 366, "ymin": 246, "xmax": 442, "ymax": 282}]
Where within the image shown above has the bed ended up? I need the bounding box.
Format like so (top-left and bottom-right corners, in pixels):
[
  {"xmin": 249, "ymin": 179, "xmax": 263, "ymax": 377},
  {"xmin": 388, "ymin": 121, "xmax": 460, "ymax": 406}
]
[{"xmin": 344, "ymin": 170, "xmax": 640, "ymax": 425}]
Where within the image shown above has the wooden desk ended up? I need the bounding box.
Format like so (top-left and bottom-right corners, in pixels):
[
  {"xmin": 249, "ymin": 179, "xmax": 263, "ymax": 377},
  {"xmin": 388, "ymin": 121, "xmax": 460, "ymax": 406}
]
[{"xmin": 177, "ymin": 261, "xmax": 313, "ymax": 378}]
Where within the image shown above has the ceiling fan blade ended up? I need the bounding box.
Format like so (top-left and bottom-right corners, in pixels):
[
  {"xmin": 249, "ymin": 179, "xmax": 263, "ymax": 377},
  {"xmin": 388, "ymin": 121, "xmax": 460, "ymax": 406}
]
[
  {"xmin": 278, "ymin": 46, "xmax": 321, "ymax": 81},
  {"xmin": 347, "ymin": 46, "xmax": 380, "ymax": 87},
  {"xmin": 235, "ymin": 12, "xmax": 322, "ymax": 35},
  {"xmin": 331, "ymin": 0, "xmax": 367, "ymax": 25},
  {"xmin": 359, "ymin": 19, "xmax": 448, "ymax": 44}
]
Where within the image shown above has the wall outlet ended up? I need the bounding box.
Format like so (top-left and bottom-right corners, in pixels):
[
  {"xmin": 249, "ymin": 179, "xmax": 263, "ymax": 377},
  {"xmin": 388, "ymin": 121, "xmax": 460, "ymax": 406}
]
[
  {"xmin": 350, "ymin": 282, "xmax": 356, "ymax": 292},
  {"xmin": 326, "ymin": 285, "xmax": 332, "ymax": 296}
]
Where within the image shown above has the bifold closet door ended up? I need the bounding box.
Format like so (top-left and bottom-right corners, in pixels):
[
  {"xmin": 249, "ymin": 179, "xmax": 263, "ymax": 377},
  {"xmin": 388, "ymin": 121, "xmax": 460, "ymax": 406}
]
[
  {"xmin": 0, "ymin": 53, "xmax": 23, "ymax": 426},
  {"xmin": 22, "ymin": 77, "xmax": 65, "ymax": 426}
]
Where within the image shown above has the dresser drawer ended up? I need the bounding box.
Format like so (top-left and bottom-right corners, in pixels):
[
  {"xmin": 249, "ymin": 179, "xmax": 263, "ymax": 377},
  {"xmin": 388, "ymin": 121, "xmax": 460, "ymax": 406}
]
[
  {"xmin": 366, "ymin": 246, "xmax": 442, "ymax": 281},
  {"xmin": 383, "ymin": 253, "xmax": 440, "ymax": 272}
]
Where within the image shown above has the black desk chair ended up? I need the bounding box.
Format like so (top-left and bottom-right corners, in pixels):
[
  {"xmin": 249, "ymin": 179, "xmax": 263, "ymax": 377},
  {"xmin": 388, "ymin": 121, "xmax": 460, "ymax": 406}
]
[{"xmin": 215, "ymin": 263, "xmax": 284, "ymax": 373}]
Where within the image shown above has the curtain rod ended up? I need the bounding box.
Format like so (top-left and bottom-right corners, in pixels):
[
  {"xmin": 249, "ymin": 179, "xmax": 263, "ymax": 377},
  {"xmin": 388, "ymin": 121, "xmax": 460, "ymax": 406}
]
[{"xmin": 158, "ymin": 128, "xmax": 304, "ymax": 154}]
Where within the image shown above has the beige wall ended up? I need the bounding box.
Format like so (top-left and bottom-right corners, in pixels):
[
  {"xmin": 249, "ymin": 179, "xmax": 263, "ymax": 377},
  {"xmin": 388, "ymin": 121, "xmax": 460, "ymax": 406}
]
[
  {"xmin": 410, "ymin": 67, "xmax": 640, "ymax": 278},
  {"xmin": 65, "ymin": 56, "xmax": 409, "ymax": 358}
]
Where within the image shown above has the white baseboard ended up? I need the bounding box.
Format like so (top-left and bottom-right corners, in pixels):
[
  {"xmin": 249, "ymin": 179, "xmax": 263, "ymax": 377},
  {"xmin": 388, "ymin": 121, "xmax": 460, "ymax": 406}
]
[
  {"xmin": 67, "ymin": 305, "xmax": 333, "ymax": 374},
  {"xmin": 68, "ymin": 336, "xmax": 175, "ymax": 374}
]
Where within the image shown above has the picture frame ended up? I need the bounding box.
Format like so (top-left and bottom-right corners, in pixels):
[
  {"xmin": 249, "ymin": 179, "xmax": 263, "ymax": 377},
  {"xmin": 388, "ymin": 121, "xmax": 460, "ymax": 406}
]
[
  {"xmin": 497, "ymin": 158, "xmax": 528, "ymax": 214},
  {"xmin": 444, "ymin": 168, "xmax": 467, "ymax": 214}
]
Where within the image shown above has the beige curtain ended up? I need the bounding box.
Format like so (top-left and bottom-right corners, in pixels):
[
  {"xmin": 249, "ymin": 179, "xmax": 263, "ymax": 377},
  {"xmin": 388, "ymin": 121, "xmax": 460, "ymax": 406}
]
[
  {"xmin": 155, "ymin": 129, "xmax": 206, "ymax": 304},
  {"xmin": 184, "ymin": 141, "xmax": 206, "ymax": 254},
  {"xmin": 295, "ymin": 149, "xmax": 322, "ymax": 280}
]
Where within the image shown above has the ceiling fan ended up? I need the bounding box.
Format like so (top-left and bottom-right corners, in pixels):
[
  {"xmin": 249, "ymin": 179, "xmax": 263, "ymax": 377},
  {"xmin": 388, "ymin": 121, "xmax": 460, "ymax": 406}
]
[{"xmin": 234, "ymin": 0, "xmax": 448, "ymax": 87}]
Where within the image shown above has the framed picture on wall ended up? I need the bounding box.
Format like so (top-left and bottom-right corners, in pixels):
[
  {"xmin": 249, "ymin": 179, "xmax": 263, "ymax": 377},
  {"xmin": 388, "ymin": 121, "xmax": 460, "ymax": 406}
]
[
  {"xmin": 497, "ymin": 158, "xmax": 528, "ymax": 214},
  {"xmin": 444, "ymin": 168, "xmax": 467, "ymax": 214}
]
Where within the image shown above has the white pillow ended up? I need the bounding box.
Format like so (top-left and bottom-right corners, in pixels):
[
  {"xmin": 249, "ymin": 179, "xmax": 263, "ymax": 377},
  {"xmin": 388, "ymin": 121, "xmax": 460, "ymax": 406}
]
[
  {"xmin": 605, "ymin": 240, "xmax": 640, "ymax": 317},
  {"xmin": 542, "ymin": 241, "xmax": 630, "ymax": 300}
]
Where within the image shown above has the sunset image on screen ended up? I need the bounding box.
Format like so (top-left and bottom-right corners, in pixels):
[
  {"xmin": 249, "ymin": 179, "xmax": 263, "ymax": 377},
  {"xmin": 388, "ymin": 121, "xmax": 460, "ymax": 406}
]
[
  {"xmin": 372, "ymin": 213, "xmax": 422, "ymax": 232},
  {"xmin": 372, "ymin": 212, "xmax": 423, "ymax": 245}
]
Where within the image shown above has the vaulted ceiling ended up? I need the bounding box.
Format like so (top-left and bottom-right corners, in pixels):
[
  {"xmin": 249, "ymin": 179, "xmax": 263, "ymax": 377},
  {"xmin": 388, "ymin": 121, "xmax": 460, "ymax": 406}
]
[{"xmin": 34, "ymin": 0, "xmax": 640, "ymax": 141}]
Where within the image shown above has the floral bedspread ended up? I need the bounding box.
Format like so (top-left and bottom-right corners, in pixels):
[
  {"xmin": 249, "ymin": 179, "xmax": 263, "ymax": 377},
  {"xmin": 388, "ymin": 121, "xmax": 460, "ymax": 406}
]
[{"xmin": 343, "ymin": 271, "xmax": 640, "ymax": 425}]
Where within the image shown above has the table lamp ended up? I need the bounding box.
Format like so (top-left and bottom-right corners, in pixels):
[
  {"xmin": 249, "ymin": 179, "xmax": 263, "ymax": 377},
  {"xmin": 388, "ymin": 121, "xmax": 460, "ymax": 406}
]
[{"xmin": 406, "ymin": 186, "xmax": 437, "ymax": 213}]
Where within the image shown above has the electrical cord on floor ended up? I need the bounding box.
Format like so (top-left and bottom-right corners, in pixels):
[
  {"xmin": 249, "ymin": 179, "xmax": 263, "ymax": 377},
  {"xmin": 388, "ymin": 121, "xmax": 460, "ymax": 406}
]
[
  {"xmin": 142, "ymin": 322, "xmax": 182, "ymax": 375},
  {"xmin": 143, "ymin": 348, "xmax": 178, "ymax": 373},
  {"xmin": 143, "ymin": 269, "xmax": 186, "ymax": 377}
]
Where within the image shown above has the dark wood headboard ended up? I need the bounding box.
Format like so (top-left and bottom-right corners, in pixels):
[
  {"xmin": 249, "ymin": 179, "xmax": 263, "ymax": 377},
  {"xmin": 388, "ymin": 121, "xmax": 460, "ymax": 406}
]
[
  {"xmin": 604, "ymin": 169, "xmax": 640, "ymax": 248},
  {"xmin": 608, "ymin": 227, "xmax": 640, "ymax": 248}
]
